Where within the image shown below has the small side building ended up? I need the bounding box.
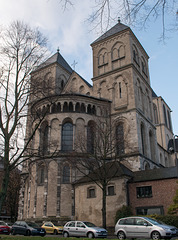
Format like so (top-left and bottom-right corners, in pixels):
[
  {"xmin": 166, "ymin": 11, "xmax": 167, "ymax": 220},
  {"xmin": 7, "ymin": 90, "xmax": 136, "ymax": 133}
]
[
  {"xmin": 74, "ymin": 162, "xmax": 178, "ymax": 227},
  {"xmin": 128, "ymin": 164, "xmax": 178, "ymax": 216}
]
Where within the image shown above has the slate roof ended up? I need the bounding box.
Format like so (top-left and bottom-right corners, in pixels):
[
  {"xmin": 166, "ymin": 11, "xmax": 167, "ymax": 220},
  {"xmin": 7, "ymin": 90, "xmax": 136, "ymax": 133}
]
[
  {"xmin": 91, "ymin": 21, "xmax": 129, "ymax": 45},
  {"xmin": 34, "ymin": 51, "xmax": 73, "ymax": 74},
  {"xmin": 130, "ymin": 166, "xmax": 178, "ymax": 183},
  {"xmin": 74, "ymin": 161, "xmax": 133, "ymax": 184}
]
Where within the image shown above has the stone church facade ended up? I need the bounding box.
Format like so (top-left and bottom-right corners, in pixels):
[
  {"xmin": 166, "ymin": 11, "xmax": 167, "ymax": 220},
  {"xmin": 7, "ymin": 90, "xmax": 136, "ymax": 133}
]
[{"xmin": 18, "ymin": 21, "xmax": 174, "ymax": 225}]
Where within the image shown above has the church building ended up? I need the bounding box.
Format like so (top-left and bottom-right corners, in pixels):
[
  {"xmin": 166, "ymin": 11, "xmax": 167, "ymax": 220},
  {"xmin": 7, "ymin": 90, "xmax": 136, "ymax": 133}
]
[{"xmin": 18, "ymin": 20, "xmax": 174, "ymax": 226}]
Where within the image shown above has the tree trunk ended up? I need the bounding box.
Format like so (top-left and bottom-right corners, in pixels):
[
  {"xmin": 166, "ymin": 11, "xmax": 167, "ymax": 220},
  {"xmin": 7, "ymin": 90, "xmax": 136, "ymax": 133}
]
[
  {"xmin": 0, "ymin": 139, "xmax": 10, "ymax": 213},
  {"xmin": 0, "ymin": 166, "xmax": 10, "ymax": 213},
  {"xmin": 102, "ymin": 183, "xmax": 107, "ymax": 229}
]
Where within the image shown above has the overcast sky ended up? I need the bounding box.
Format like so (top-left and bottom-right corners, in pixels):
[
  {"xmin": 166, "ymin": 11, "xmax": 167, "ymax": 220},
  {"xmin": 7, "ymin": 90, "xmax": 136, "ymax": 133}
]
[{"xmin": 0, "ymin": 0, "xmax": 178, "ymax": 134}]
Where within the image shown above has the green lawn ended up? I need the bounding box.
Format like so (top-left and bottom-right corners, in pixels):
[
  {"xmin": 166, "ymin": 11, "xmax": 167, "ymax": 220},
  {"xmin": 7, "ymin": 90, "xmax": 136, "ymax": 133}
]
[{"xmin": 0, "ymin": 236, "xmax": 109, "ymax": 240}]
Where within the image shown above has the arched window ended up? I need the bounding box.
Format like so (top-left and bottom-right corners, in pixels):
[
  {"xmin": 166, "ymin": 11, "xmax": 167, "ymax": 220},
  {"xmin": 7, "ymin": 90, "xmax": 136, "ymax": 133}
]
[
  {"xmin": 75, "ymin": 102, "xmax": 80, "ymax": 112},
  {"xmin": 163, "ymin": 105, "xmax": 168, "ymax": 127},
  {"xmin": 141, "ymin": 57, "xmax": 147, "ymax": 75},
  {"xmin": 62, "ymin": 165, "xmax": 70, "ymax": 183},
  {"xmin": 144, "ymin": 162, "xmax": 150, "ymax": 170},
  {"xmin": 52, "ymin": 103, "xmax": 57, "ymax": 113},
  {"xmin": 92, "ymin": 106, "xmax": 96, "ymax": 115},
  {"xmin": 119, "ymin": 45, "xmax": 125, "ymax": 58},
  {"xmin": 119, "ymin": 82, "xmax": 122, "ymax": 98},
  {"xmin": 112, "ymin": 48, "xmax": 119, "ymax": 60},
  {"xmin": 87, "ymin": 121, "xmax": 95, "ymax": 153},
  {"xmin": 63, "ymin": 102, "xmax": 69, "ymax": 112},
  {"xmin": 56, "ymin": 74, "xmax": 66, "ymax": 94},
  {"xmin": 37, "ymin": 164, "xmax": 45, "ymax": 185},
  {"xmin": 87, "ymin": 104, "xmax": 92, "ymax": 114},
  {"xmin": 61, "ymin": 122, "xmax": 73, "ymax": 151},
  {"xmin": 149, "ymin": 130, "xmax": 155, "ymax": 161},
  {"xmin": 133, "ymin": 45, "xmax": 139, "ymax": 65},
  {"xmin": 57, "ymin": 102, "xmax": 61, "ymax": 112},
  {"xmin": 141, "ymin": 123, "xmax": 145, "ymax": 155},
  {"xmin": 81, "ymin": 103, "xmax": 86, "ymax": 113},
  {"xmin": 69, "ymin": 102, "xmax": 73, "ymax": 112},
  {"xmin": 116, "ymin": 123, "xmax": 124, "ymax": 156},
  {"xmin": 103, "ymin": 52, "xmax": 108, "ymax": 64},
  {"xmin": 40, "ymin": 122, "xmax": 48, "ymax": 155},
  {"xmin": 153, "ymin": 103, "xmax": 158, "ymax": 124},
  {"xmin": 167, "ymin": 110, "xmax": 172, "ymax": 131},
  {"xmin": 61, "ymin": 80, "xmax": 64, "ymax": 89}
]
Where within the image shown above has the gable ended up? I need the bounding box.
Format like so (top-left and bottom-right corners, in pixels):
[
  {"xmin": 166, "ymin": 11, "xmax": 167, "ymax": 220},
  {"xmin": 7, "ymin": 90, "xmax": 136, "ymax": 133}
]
[{"xmin": 62, "ymin": 71, "xmax": 92, "ymax": 95}]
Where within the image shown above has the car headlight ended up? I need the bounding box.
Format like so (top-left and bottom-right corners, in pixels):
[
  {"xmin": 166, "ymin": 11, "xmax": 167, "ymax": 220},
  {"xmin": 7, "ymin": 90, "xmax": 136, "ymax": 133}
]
[{"xmin": 162, "ymin": 227, "xmax": 171, "ymax": 231}]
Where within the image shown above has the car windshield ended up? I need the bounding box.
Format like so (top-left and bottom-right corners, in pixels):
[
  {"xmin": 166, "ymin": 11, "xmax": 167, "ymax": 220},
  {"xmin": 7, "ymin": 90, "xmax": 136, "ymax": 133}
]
[
  {"xmin": 26, "ymin": 222, "xmax": 39, "ymax": 228},
  {"xmin": 146, "ymin": 218, "xmax": 165, "ymax": 225},
  {"xmin": 83, "ymin": 222, "xmax": 96, "ymax": 227}
]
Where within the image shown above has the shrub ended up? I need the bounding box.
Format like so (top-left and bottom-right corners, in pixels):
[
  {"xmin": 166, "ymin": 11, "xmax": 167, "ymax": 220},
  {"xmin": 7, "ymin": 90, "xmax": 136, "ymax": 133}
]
[
  {"xmin": 115, "ymin": 205, "xmax": 133, "ymax": 223},
  {"xmin": 146, "ymin": 214, "xmax": 178, "ymax": 228}
]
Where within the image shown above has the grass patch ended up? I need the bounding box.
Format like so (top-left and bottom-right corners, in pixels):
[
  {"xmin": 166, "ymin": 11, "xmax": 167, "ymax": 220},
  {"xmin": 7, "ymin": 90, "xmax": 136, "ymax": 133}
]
[{"xmin": 0, "ymin": 236, "xmax": 110, "ymax": 240}]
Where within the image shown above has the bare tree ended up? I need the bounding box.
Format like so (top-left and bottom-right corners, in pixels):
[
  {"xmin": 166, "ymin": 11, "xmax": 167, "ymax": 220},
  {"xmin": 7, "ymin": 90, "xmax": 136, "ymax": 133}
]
[
  {"xmin": 0, "ymin": 21, "xmax": 48, "ymax": 213},
  {"xmin": 60, "ymin": 0, "xmax": 178, "ymax": 39},
  {"xmin": 68, "ymin": 116, "xmax": 129, "ymax": 228},
  {"xmin": 5, "ymin": 169, "xmax": 21, "ymax": 222}
]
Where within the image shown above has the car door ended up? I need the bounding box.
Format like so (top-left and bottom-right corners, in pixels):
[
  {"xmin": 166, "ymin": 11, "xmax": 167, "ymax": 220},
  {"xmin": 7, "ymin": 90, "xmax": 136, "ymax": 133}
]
[
  {"xmin": 44, "ymin": 223, "xmax": 53, "ymax": 234},
  {"xmin": 15, "ymin": 221, "xmax": 24, "ymax": 235},
  {"xmin": 66, "ymin": 221, "xmax": 76, "ymax": 236},
  {"xmin": 75, "ymin": 222, "xmax": 87, "ymax": 237},
  {"xmin": 134, "ymin": 218, "xmax": 151, "ymax": 238},
  {"xmin": 122, "ymin": 218, "xmax": 136, "ymax": 238},
  {"xmin": 20, "ymin": 222, "xmax": 28, "ymax": 235}
]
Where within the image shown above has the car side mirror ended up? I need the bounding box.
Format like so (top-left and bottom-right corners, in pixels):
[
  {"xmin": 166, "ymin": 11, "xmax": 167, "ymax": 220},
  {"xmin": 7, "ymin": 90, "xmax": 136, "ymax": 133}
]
[{"xmin": 144, "ymin": 223, "xmax": 148, "ymax": 226}]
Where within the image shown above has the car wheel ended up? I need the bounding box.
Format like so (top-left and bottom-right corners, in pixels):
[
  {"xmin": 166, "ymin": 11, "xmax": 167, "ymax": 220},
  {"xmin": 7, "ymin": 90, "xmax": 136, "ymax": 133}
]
[
  {"xmin": 26, "ymin": 230, "xmax": 31, "ymax": 236},
  {"xmin": 63, "ymin": 231, "xmax": 69, "ymax": 238},
  {"xmin": 151, "ymin": 231, "xmax": 161, "ymax": 240},
  {"xmin": 117, "ymin": 231, "xmax": 126, "ymax": 240},
  {"xmin": 87, "ymin": 232, "xmax": 94, "ymax": 238},
  {"xmin": 54, "ymin": 229, "xmax": 58, "ymax": 235}
]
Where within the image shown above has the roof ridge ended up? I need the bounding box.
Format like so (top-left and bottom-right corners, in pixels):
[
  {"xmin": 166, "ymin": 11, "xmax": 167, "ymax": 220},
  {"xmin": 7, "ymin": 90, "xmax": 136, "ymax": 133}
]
[
  {"xmin": 33, "ymin": 51, "xmax": 73, "ymax": 74},
  {"xmin": 91, "ymin": 22, "xmax": 129, "ymax": 45}
]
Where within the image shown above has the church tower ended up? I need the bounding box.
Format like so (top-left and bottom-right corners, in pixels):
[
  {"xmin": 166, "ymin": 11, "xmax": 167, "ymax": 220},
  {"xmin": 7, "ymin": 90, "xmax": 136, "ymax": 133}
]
[{"xmin": 91, "ymin": 20, "xmax": 160, "ymax": 170}]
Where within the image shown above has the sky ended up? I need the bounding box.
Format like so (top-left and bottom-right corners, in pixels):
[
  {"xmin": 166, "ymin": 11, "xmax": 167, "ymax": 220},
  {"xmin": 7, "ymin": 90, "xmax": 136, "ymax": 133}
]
[{"xmin": 0, "ymin": 0, "xmax": 178, "ymax": 134}]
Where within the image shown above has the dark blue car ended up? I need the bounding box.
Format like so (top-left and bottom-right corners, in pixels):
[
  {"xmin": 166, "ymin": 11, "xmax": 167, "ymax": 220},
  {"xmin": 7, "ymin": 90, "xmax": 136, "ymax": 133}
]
[{"xmin": 12, "ymin": 221, "xmax": 46, "ymax": 236}]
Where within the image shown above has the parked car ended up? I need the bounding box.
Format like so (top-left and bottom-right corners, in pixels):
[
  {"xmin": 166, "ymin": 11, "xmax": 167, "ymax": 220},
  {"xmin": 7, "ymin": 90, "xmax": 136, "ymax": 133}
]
[
  {"xmin": 63, "ymin": 221, "xmax": 107, "ymax": 238},
  {"xmin": 115, "ymin": 216, "xmax": 178, "ymax": 240},
  {"xmin": 11, "ymin": 221, "xmax": 46, "ymax": 236},
  {"xmin": 41, "ymin": 221, "xmax": 63, "ymax": 234},
  {"xmin": 0, "ymin": 221, "xmax": 11, "ymax": 235}
]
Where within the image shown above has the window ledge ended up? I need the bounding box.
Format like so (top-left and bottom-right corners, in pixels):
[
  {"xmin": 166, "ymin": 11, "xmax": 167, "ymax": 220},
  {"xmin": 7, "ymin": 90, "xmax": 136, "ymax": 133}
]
[{"xmin": 112, "ymin": 56, "xmax": 125, "ymax": 62}]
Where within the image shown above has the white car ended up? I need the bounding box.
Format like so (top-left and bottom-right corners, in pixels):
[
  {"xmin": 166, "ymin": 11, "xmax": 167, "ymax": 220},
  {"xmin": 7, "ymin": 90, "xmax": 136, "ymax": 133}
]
[
  {"xmin": 115, "ymin": 216, "xmax": 177, "ymax": 240},
  {"xmin": 63, "ymin": 221, "xmax": 107, "ymax": 238}
]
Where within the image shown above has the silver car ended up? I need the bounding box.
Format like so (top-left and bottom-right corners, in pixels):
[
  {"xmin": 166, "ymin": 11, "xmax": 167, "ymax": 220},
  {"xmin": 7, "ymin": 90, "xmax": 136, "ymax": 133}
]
[
  {"xmin": 63, "ymin": 221, "xmax": 107, "ymax": 238},
  {"xmin": 115, "ymin": 216, "xmax": 177, "ymax": 240}
]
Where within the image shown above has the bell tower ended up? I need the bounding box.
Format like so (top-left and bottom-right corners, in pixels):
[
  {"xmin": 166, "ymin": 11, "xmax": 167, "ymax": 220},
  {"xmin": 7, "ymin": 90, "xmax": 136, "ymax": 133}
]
[{"xmin": 91, "ymin": 20, "xmax": 159, "ymax": 170}]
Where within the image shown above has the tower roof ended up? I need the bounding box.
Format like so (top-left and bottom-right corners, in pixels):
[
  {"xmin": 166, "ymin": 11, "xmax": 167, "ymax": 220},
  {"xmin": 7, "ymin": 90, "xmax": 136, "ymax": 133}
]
[
  {"xmin": 91, "ymin": 21, "xmax": 129, "ymax": 45},
  {"xmin": 34, "ymin": 50, "xmax": 73, "ymax": 74}
]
